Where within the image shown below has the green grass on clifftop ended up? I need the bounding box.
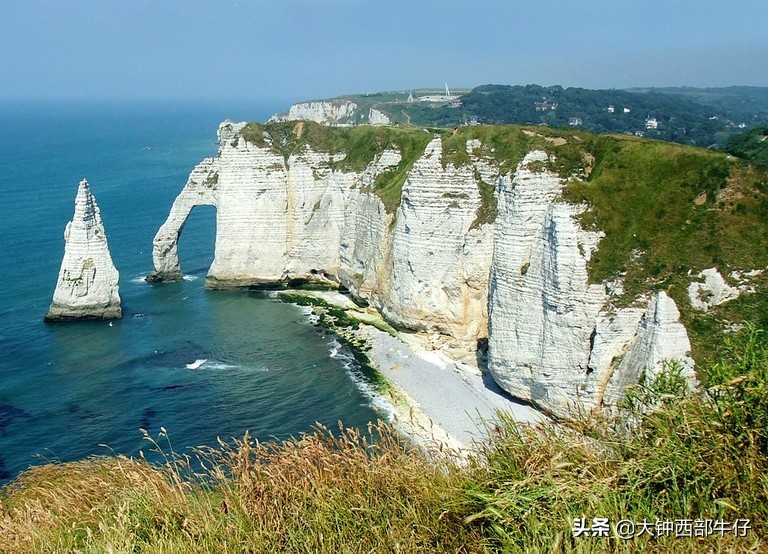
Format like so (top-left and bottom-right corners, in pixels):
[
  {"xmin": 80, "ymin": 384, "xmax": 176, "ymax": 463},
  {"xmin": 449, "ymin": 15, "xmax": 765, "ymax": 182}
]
[
  {"xmin": 562, "ymin": 135, "xmax": 768, "ymax": 363},
  {"xmin": 241, "ymin": 121, "xmax": 432, "ymax": 213}
]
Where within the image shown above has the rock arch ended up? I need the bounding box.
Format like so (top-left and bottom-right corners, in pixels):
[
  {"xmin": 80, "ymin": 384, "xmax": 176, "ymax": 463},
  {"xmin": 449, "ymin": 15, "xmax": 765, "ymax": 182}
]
[{"xmin": 147, "ymin": 161, "xmax": 218, "ymax": 282}]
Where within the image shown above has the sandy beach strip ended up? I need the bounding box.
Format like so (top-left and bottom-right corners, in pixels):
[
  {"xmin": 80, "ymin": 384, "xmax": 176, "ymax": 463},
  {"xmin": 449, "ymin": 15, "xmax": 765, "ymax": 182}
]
[{"xmin": 282, "ymin": 290, "xmax": 546, "ymax": 451}]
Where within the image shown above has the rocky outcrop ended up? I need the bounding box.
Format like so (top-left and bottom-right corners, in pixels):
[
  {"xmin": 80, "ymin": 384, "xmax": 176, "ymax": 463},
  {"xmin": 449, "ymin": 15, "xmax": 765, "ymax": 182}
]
[
  {"xmin": 45, "ymin": 179, "xmax": 121, "ymax": 321},
  {"xmin": 368, "ymin": 108, "xmax": 391, "ymax": 125},
  {"xmin": 152, "ymin": 124, "xmax": 698, "ymax": 418},
  {"xmin": 687, "ymin": 267, "xmax": 742, "ymax": 311},
  {"xmin": 150, "ymin": 121, "xmax": 379, "ymax": 287},
  {"xmin": 601, "ymin": 292, "xmax": 696, "ymax": 406},
  {"xmin": 486, "ymin": 152, "xmax": 695, "ymax": 419},
  {"xmin": 269, "ymin": 100, "xmax": 358, "ymax": 126}
]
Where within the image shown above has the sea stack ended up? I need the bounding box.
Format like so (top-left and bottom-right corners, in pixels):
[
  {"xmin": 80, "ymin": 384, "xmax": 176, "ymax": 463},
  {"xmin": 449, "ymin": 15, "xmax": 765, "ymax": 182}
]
[{"xmin": 44, "ymin": 179, "xmax": 122, "ymax": 321}]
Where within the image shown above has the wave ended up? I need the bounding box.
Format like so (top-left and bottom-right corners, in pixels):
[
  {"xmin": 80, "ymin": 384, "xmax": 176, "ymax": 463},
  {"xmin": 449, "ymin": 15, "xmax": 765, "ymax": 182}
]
[
  {"xmin": 297, "ymin": 305, "xmax": 320, "ymax": 325},
  {"xmin": 326, "ymin": 338, "xmax": 396, "ymax": 421},
  {"xmin": 188, "ymin": 359, "xmax": 268, "ymax": 372},
  {"xmin": 130, "ymin": 275, "xmax": 148, "ymax": 284},
  {"xmin": 182, "ymin": 275, "xmax": 199, "ymax": 281}
]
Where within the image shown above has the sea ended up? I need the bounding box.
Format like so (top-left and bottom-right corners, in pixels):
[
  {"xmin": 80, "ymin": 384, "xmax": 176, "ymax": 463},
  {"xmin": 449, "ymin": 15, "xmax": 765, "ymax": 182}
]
[{"xmin": 0, "ymin": 99, "xmax": 384, "ymax": 483}]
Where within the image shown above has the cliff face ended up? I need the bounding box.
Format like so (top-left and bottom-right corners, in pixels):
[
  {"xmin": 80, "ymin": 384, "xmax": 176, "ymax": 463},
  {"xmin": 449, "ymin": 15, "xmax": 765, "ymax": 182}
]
[
  {"xmin": 269, "ymin": 100, "xmax": 359, "ymax": 126},
  {"xmin": 486, "ymin": 153, "xmax": 694, "ymax": 418},
  {"xmin": 150, "ymin": 121, "xmax": 352, "ymax": 286},
  {"xmin": 384, "ymin": 138, "xmax": 493, "ymax": 340},
  {"xmin": 46, "ymin": 179, "xmax": 121, "ymax": 321},
  {"xmin": 150, "ymin": 122, "xmax": 707, "ymax": 417},
  {"xmin": 150, "ymin": 124, "xmax": 492, "ymax": 345}
]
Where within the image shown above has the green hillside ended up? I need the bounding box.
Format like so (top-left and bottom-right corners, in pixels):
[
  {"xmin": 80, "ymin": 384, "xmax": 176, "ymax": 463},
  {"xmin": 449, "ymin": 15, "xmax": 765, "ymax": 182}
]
[
  {"xmin": 726, "ymin": 126, "xmax": 768, "ymax": 166},
  {"xmin": 310, "ymin": 84, "xmax": 768, "ymax": 150},
  {"xmin": 627, "ymin": 86, "xmax": 768, "ymax": 122}
]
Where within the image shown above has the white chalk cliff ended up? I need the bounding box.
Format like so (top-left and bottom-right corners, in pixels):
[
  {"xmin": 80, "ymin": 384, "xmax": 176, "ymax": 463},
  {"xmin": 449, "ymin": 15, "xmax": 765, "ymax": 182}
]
[
  {"xmin": 368, "ymin": 108, "xmax": 391, "ymax": 126},
  {"xmin": 269, "ymin": 100, "xmax": 359, "ymax": 126},
  {"xmin": 486, "ymin": 152, "xmax": 695, "ymax": 418},
  {"xmin": 45, "ymin": 179, "xmax": 121, "ymax": 321},
  {"xmin": 151, "ymin": 123, "xmax": 698, "ymax": 418},
  {"xmin": 149, "ymin": 125, "xmax": 490, "ymax": 344},
  {"xmin": 269, "ymin": 101, "xmax": 395, "ymax": 127}
]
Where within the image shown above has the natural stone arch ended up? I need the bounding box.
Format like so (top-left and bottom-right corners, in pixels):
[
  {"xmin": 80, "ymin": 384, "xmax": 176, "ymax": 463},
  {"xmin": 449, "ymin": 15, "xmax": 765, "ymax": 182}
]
[{"xmin": 147, "ymin": 162, "xmax": 218, "ymax": 282}]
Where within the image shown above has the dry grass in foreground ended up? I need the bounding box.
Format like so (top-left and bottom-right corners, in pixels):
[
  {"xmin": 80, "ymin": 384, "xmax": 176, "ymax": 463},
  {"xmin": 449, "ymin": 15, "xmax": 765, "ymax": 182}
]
[
  {"xmin": 1, "ymin": 328, "xmax": 767, "ymax": 553},
  {"xmin": 0, "ymin": 422, "xmax": 481, "ymax": 553}
]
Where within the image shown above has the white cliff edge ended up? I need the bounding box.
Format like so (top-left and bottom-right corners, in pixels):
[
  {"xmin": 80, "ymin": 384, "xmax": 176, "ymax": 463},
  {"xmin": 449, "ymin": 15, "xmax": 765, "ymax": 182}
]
[
  {"xmin": 269, "ymin": 100, "xmax": 359, "ymax": 126},
  {"xmin": 149, "ymin": 125, "xmax": 492, "ymax": 349},
  {"xmin": 151, "ymin": 126, "xmax": 699, "ymax": 419},
  {"xmin": 368, "ymin": 108, "xmax": 391, "ymax": 125},
  {"xmin": 45, "ymin": 179, "xmax": 121, "ymax": 321}
]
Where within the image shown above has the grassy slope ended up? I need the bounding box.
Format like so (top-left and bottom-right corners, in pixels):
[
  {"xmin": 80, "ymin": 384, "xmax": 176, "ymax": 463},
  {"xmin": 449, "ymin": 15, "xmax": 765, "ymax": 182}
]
[
  {"xmin": 2, "ymin": 329, "xmax": 766, "ymax": 552},
  {"xmin": 563, "ymin": 135, "xmax": 768, "ymax": 365}
]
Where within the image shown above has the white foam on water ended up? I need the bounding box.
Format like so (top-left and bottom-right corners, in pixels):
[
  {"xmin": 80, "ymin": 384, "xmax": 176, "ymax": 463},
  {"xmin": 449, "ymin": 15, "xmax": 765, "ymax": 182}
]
[
  {"xmin": 329, "ymin": 339, "xmax": 342, "ymax": 359},
  {"xmin": 186, "ymin": 358, "xmax": 207, "ymax": 369},
  {"xmin": 296, "ymin": 305, "xmax": 320, "ymax": 324},
  {"xmin": 191, "ymin": 359, "xmax": 268, "ymax": 372},
  {"xmin": 292, "ymin": 302, "xmax": 396, "ymax": 420},
  {"xmin": 182, "ymin": 275, "xmax": 199, "ymax": 281},
  {"xmin": 326, "ymin": 338, "xmax": 396, "ymax": 421},
  {"xmin": 131, "ymin": 275, "xmax": 148, "ymax": 284}
]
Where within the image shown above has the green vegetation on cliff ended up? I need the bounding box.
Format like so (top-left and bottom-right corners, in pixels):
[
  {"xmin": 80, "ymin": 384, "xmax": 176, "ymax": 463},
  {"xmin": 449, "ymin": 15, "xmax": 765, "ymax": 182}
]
[
  {"xmin": 726, "ymin": 126, "xmax": 768, "ymax": 166},
  {"xmin": 2, "ymin": 327, "xmax": 766, "ymax": 552},
  {"xmin": 437, "ymin": 124, "xmax": 767, "ymax": 367},
  {"xmin": 562, "ymin": 135, "xmax": 768, "ymax": 363},
  {"xmin": 241, "ymin": 121, "xmax": 432, "ymax": 213}
]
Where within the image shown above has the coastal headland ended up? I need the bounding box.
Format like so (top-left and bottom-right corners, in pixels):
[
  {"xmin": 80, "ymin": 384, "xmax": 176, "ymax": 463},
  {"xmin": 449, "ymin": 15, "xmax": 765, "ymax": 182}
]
[{"xmin": 147, "ymin": 119, "xmax": 766, "ymax": 425}]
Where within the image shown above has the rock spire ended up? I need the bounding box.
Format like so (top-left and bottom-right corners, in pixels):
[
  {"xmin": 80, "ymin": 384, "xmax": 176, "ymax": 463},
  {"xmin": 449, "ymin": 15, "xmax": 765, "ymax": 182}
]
[{"xmin": 45, "ymin": 179, "xmax": 121, "ymax": 321}]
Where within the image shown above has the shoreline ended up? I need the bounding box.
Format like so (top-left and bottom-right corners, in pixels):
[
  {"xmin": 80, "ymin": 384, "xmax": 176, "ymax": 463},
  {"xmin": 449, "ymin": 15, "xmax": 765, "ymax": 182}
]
[{"xmin": 277, "ymin": 289, "xmax": 546, "ymax": 453}]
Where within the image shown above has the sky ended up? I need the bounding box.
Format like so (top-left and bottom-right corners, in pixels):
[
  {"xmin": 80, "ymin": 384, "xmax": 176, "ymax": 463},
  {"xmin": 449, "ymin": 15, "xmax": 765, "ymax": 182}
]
[{"xmin": 1, "ymin": 0, "xmax": 766, "ymax": 103}]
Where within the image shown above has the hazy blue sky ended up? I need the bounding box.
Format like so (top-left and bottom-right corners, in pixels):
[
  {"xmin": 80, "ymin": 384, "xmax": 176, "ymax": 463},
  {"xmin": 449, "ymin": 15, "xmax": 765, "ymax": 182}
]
[{"xmin": 1, "ymin": 0, "xmax": 766, "ymax": 102}]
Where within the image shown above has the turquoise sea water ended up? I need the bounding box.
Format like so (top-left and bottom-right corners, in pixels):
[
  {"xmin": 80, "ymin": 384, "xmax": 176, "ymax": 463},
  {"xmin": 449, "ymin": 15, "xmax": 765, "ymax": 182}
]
[{"xmin": 0, "ymin": 100, "xmax": 382, "ymax": 483}]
